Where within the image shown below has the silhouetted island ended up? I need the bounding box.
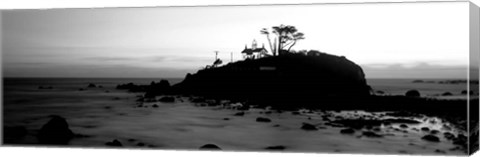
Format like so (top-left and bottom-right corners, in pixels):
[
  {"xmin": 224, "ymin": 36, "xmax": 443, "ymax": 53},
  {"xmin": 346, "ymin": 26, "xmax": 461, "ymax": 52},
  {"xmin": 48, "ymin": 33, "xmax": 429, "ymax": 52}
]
[{"xmin": 172, "ymin": 52, "xmax": 371, "ymax": 107}]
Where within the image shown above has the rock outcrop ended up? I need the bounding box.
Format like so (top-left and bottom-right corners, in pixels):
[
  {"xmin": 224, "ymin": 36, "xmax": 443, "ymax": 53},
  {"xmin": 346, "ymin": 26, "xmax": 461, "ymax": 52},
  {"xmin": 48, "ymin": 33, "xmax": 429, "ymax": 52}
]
[
  {"xmin": 37, "ymin": 115, "xmax": 74, "ymax": 145},
  {"xmin": 173, "ymin": 53, "xmax": 371, "ymax": 107}
]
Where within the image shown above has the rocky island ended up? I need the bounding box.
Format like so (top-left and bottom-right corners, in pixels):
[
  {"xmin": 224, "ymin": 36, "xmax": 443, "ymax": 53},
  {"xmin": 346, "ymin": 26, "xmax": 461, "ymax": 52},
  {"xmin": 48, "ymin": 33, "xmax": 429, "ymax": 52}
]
[{"xmin": 172, "ymin": 52, "xmax": 371, "ymax": 107}]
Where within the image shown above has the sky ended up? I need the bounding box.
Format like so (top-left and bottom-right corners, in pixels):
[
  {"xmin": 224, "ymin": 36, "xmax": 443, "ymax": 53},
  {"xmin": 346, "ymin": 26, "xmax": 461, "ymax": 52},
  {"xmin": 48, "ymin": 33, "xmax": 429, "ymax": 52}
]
[{"xmin": 1, "ymin": 2, "xmax": 471, "ymax": 78}]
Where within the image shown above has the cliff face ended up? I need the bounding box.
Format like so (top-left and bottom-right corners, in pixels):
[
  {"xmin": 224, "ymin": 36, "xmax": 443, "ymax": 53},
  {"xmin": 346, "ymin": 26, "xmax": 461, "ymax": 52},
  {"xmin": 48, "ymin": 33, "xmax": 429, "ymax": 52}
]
[{"xmin": 173, "ymin": 53, "xmax": 371, "ymax": 105}]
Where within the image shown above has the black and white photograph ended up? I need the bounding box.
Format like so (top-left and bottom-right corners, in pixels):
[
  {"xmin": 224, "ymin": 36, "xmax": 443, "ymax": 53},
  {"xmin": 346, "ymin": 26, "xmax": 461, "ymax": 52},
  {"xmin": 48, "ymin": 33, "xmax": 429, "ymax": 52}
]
[{"xmin": 2, "ymin": 1, "xmax": 479, "ymax": 156}]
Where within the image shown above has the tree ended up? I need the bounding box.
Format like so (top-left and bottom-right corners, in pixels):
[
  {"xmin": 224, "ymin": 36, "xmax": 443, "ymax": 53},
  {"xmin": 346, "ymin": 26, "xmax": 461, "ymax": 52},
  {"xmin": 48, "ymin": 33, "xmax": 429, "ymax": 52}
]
[
  {"xmin": 260, "ymin": 24, "xmax": 305, "ymax": 56},
  {"xmin": 212, "ymin": 58, "xmax": 223, "ymax": 67},
  {"xmin": 260, "ymin": 28, "xmax": 275, "ymax": 56}
]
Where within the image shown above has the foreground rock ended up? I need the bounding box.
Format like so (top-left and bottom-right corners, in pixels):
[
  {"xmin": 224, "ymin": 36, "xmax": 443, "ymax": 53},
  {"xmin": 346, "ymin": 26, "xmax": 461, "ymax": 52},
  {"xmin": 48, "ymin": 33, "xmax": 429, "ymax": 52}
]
[
  {"xmin": 87, "ymin": 83, "xmax": 96, "ymax": 88},
  {"xmin": 405, "ymin": 90, "xmax": 420, "ymax": 97},
  {"xmin": 421, "ymin": 135, "xmax": 440, "ymax": 142},
  {"xmin": 37, "ymin": 115, "xmax": 74, "ymax": 145},
  {"xmin": 105, "ymin": 139, "xmax": 123, "ymax": 147},
  {"xmin": 256, "ymin": 117, "xmax": 272, "ymax": 123},
  {"xmin": 265, "ymin": 145, "xmax": 286, "ymax": 150},
  {"xmin": 362, "ymin": 131, "xmax": 383, "ymax": 138},
  {"xmin": 199, "ymin": 144, "xmax": 221, "ymax": 150},
  {"xmin": 300, "ymin": 123, "xmax": 318, "ymax": 131}
]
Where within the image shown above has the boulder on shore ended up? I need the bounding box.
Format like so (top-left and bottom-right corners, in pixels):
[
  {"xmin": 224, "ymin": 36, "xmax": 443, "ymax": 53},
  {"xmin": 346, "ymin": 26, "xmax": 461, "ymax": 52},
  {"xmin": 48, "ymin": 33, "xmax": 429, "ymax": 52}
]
[
  {"xmin": 105, "ymin": 139, "xmax": 123, "ymax": 147},
  {"xmin": 256, "ymin": 117, "xmax": 272, "ymax": 123},
  {"xmin": 421, "ymin": 135, "xmax": 440, "ymax": 142},
  {"xmin": 87, "ymin": 83, "xmax": 96, "ymax": 88},
  {"xmin": 405, "ymin": 90, "xmax": 421, "ymax": 97},
  {"xmin": 301, "ymin": 123, "xmax": 318, "ymax": 131},
  {"xmin": 37, "ymin": 115, "xmax": 74, "ymax": 145},
  {"xmin": 199, "ymin": 144, "xmax": 221, "ymax": 150}
]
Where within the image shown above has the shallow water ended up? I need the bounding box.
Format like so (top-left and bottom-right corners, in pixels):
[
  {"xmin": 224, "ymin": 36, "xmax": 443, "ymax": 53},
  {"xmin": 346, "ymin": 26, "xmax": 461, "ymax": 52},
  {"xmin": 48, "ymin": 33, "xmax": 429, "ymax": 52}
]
[{"xmin": 3, "ymin": 78, "xmax": 469, "ymax": 155}]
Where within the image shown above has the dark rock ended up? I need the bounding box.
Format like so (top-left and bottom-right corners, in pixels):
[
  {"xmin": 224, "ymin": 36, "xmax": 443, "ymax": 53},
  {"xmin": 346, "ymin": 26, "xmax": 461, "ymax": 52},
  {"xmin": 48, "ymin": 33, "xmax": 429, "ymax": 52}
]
[
  {"xmin": 399, "ymin": 124, "xmax": 408, "ymax": 128},
  {"xmin": 98, "ymin": 85, "xmax": 103, "ymax": 88},
  {"xmin": 152, "ymin": 104, "xmax": 159, "ymax": 108},
  {"xmin": 340, "ymin": 128, "xmax": 355, "ymax": 134},
  {"xmin": 273, "ymin": 124, "xmax": 281, "ymax": 127},
  {"xmin": 434, "ymin": 149, "xmax": 446, "ymax": 154},
  {"xmin": 105, "ymin": 139, "xmax": 123, "ymax": 147},
  {"xmin": 405, "ymin": 90, "xmax": 420, "ymax": 97},
  {"xmin": 362, "ymin": 131, "xmax": 383, "ymax": 138},
  {"xmin": 444, "ymin": 132, "xmax": 455, "ymax": 140},
  {"xmin": 116, "ymin": 82, "xmax": 148, "ymax": 92},
  {"xmin": 292, "ymin": 111, "xmax": 301, "ymax": 115},
  {"xmin": 265, "ymin": 145, "xmax": 286, "ymax": 150},
  {"xmin": 136, "ymin": 142, "xmax": 145, "ymax": 146},
  {"xmin": 430, "ymin": 129, "xmax": 440, "ymax": 134},
  {"xmin": 412, "ymin": 80, "xmax": 424, "ymax": 83},
  {"xmin": 421, "ymin": 135, "xmax": 440, "ymax": 142},
  {"xmin": 144, "ymin": 80, "xmax": 172, "ymax": 98},
  {"xmin": 87, "ymin": 83, "xmax": 96, "ymax": 88},
  {"xmin": 223, "ymin": 118, "xmax": 230, "ymax": 120},
  {"xmin": 199, "ymin": 144, "xmax": 221, "ymax": 150},
  {"xmin": 37, "ymin": 115, "xmax": 74, "ymax": 145},
  {"xmin": 372, "ymin": 127, "xmax": 381, "ymax": 132},
  {"xmin": 256, "ymin": 117, "xmax": 271, "ymax": 123},
  {"xmin": 301, "ymin": 123, "xmax": 317, "ymax": 131},
  {"xmin": 421, "ymin": 127, "xmax": 430, "ymax": 132},
  {"xmin": 441, "ymin": 92, "xmax": 453, "ymax": 96},
  {"xmin": 233, "ymin": 112, "xmax": 245, "ymax": 116},
  {"xmin": 38, "ymin": 86, "xmax": 53, "ymax": 89},
  {"xmin": 159, "ymin": 97, "xmax": 175, "ymax": 103},
  {"xmin": 78, "ymin": 88, "xmax": 85, "ymax": 91},
  {"xmin": 461, "ymin": 90, "xmax": 474, "ymax": 95}
]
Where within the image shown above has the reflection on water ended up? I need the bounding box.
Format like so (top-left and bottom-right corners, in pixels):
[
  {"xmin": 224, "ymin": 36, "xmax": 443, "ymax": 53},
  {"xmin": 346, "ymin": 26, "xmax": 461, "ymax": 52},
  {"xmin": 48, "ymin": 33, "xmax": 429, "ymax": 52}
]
[{"xmin": 3, "ymin": 78, "xmax": 468, "ymax": 155}]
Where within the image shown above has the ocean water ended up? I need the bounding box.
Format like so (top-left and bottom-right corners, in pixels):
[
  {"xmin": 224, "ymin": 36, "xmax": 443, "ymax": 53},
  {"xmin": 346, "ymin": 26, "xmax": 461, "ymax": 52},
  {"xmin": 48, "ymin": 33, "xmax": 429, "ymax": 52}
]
[
  {"xmin": 2, "ymin": 78, "xmax": 470, "ymax": 155},
  {"xmin": 367, "ymin": 79, "xmax": 469, "ymax": 99}
]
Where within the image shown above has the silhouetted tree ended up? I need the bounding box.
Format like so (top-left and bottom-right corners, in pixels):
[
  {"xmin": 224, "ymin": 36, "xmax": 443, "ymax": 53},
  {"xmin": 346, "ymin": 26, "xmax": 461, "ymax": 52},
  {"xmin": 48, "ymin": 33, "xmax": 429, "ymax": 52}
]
[
  {"xmin": 260, "ymin": 28, "xmax": 275, "ymax": 56},
  {"xmin": 213, "ymin": 58, "xmax": 223, "ymax": 67},
  {"xmin": 260, "ymin": 25, "xmax": 305, "ymax": 56}
]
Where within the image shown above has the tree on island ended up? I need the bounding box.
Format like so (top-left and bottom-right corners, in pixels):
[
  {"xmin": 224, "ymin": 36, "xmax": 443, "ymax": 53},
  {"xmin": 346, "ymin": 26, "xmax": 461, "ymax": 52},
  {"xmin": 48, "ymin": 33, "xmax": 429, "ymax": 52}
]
[
  {"xmin": 260, "ymin": 24, "xmax": 305, "ymax": 56},
  {"xmin": 203, "ymin": 58, "xmax": 223, "ymax": 69},
  {"xmin": 212, "ymin": 58, "xmax": 223, "ymax": 67}
]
